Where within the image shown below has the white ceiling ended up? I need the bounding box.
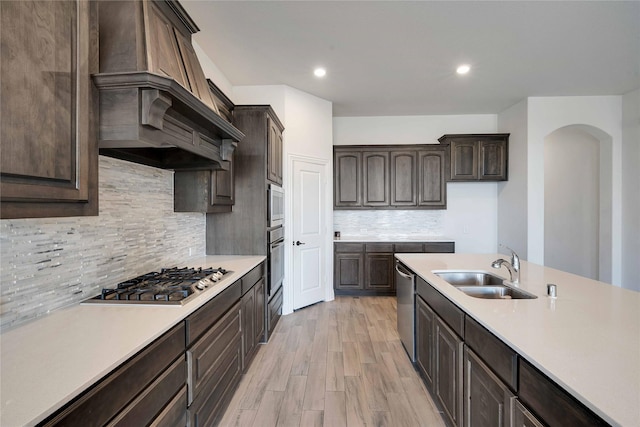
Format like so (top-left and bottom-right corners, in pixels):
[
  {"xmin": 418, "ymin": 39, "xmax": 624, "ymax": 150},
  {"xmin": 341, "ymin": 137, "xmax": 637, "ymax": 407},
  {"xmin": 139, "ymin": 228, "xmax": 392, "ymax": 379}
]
[{"xmin": 182, "ymin": 1, "xmax": 640, "ymax": 117}]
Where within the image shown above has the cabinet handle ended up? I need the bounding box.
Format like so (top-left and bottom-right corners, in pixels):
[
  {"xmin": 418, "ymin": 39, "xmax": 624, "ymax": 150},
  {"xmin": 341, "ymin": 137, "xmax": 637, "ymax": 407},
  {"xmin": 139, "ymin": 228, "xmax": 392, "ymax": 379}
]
[{"xmin": 395, "ymin": 263, "xmax": 414, "ymax": 279}]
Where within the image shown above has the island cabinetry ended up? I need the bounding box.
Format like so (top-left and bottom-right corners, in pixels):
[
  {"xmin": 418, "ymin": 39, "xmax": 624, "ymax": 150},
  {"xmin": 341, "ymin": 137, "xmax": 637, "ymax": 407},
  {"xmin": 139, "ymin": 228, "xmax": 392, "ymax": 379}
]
[
  {"xmin": 416, "ymin": 276, "xmax": 465, "ymax": 427},
  {"xmin": 464, "ymin": 347, "xmax": 515, "ymax": 427},
  {"xmin": 511, "ymin": 399, "xmax": 544, "ymax": 427},
  {"xmin": 415, "ymin": 295, "xmax": 437, "ymax": 388},
  {"xmin": 240, "ymin": 263, "xmax": 266, "ymax": 371},
  {"xmin": 1, "ymin": 0, "xmax": 99, "ymax": 219},
  {"xmin": 39, "ymin": 324, "xmax": 186, "ymax": 427},
  {"xmin": 334, "ymin": 241, "xmax": 455, "ymax": 296},
  {"xmin": 334, "ymin": 144, "xmax": 447, "ymax": 209},
  {"xmin": 438, "ymin": 134, "xmax": 509, "ymax": 181},
  {"xmin": 518, "ymin": 358, "xmax": 609, "ymax": 427},
  {"xmin": 186, "ymin": 280, "xmax": 242, "ymax": 427}
]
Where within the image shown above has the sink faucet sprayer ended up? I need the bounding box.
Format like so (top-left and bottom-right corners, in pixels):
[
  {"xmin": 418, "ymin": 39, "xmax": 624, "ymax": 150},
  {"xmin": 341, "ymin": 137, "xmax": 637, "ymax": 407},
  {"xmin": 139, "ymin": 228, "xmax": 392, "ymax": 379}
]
[{"xmin": 492, "ymin": 245, "xmax": 520, "ymax": 284}]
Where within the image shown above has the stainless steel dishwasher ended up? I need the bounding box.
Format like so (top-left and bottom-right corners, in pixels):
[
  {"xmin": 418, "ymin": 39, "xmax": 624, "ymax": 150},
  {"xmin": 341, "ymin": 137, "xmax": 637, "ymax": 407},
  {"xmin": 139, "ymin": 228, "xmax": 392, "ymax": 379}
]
[{"xmin": 395, "ymin": 260, "xmax": 416, "ymax": 362}]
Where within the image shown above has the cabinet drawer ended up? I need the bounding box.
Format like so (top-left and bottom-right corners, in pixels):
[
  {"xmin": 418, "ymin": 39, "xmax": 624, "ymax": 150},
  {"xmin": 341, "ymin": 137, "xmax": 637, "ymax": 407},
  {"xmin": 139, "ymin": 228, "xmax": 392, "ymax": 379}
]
[
  {"xmin": 188, "ymin": 327, "xmax": 242, "ymax": 427},
  {"xmin": 108, "ymin": 357, "xmax": 186, "ymax": 427},
  {"xmin": 187, "ymin": 301, "xmax": 241, "ymax": 405},
  {"xmin": 518, "ymin": 358, "xmax": 608, "ymax": 426},
  {"xmin": 465, "ymin": 316, "xmax": 518, "ymax": 391},
  {"xmin": 416, "ymin": 277, "xmax": 465, "ymax": 337},
  {"xmin": 242, "ymin": 263, "xmax": 264, "ymax": 295},
  {"xmin": 365, "ymin": 243, "xmax": 394, "ymax": 253},
  {"xmin": 335, "ymin": 243, "xmax": 364, "ymax": 253},
  {"xmin": 186, "ymin": 279, "xmax": 241, "ymax": 345},
  {"xmin": 41, "ymin": 323, "xmax": 185, "ymax": 427},
  {"xmin": 423, "ymin": 242, "xmax": 455, "ymax": 253},
  {"xmin": 394, "ymin": 243, "xmax": 424, "ymax": 253}
]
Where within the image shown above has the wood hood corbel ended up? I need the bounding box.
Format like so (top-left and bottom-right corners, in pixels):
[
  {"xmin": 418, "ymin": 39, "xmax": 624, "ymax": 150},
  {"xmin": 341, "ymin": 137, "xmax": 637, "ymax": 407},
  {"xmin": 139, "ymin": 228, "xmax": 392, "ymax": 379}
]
[{"xmin": 93, "ymin": 0, "xmax": 243, "ymax": 170}]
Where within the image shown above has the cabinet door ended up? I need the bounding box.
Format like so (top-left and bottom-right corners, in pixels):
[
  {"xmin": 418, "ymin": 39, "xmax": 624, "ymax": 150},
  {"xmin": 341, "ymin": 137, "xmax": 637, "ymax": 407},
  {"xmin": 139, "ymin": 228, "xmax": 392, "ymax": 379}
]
[
  {"xmin": 267, "ymin": 117, "xmax": 283, "ymax": 185},
  {"xmin": 211, "ymin": 153, "xmax": 234, "ymax": 207},
  {"xmin": 479, "ymin": 139, "xmax": 507, "ymax": 181},
  {"xmin": 241, "ymin": 288, "xmax": 256, "ymax": 368},
  {"xmin": 435, "ymin": 317, "xmax": 464, "ymax": 427},
  {"xmin": 416, "ymin": 296, "xmax": 436, "ymax": 389},
  {"xmin": 464, "ymin": 347, "xmax": 514, "ymax": 427},
  {"xmin": 363, "ymin": 151, "xmax": 390, "ymax": 207},
  {"xmin": 450, "ymin": 140, "xmax": 478, "ymax": 181},
  {"xmin": 254, "ymin": 279, "xmax": 266, "ymax": 345},
  {"xmin": 417, "ymin": 148, "xmax": 446, "ymax": 208},
  {"xmin": 390, "ymin": 151, "xmax": 417, "ymax": 206},
  {"xmin": 334, "ymin": 151, "xmax": 362, "ymax": 207},
  {"xmin": 334, "ymin": 253, "xmax": 364, "ymax": 291},
  {"xmin": 512, "ymin": 399, "xmax": 544, "ymax": 427},
  {"xmin": 364, "ymin": 253, "xmax": 394, "ymax": 292},
  {"xmin": 1, "ymin": 0, "xmax": 98, "ymax": 219}
]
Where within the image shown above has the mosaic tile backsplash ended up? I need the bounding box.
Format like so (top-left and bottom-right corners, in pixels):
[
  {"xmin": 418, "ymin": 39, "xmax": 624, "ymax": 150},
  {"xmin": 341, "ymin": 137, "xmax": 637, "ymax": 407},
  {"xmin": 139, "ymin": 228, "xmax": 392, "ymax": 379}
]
[
  {"xmin": 0, "ymin": 156, "xmax": 206, "ymax": 329},
  {"xmin": 333, "ymin": 210, "xmax": 444, "ymax": 239}
]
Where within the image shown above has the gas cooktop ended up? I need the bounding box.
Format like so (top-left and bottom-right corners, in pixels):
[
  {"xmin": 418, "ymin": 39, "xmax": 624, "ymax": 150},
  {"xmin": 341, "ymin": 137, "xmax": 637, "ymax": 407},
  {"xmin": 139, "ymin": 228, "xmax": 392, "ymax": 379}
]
[{"xmin": 83, "ymin": 267, "xmax": 231, "ymax": 305}]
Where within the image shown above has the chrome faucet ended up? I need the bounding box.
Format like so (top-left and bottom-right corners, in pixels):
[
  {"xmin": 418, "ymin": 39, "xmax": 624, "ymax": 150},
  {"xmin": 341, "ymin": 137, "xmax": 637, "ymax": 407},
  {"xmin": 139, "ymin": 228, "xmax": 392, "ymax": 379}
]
[{"xmin": 492, "ymin": 246, "xmax": 520, "ymax": 284}]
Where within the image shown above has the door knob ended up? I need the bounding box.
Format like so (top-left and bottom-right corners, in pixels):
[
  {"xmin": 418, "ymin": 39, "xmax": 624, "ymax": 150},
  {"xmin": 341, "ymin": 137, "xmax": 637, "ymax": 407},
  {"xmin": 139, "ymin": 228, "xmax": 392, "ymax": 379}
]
[{"xmin": 294, "ymin": 240, "xmax": 306, "ymax": 246}]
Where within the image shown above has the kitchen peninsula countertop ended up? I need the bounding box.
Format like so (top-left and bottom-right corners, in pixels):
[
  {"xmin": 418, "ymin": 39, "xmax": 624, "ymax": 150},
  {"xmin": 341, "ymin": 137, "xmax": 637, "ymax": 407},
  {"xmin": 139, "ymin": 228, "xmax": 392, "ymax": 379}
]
[
  {"xmin": 334, "ymin": 235, "xmax": 454, "ymax": 242},
  {"xmin": 396, "ymin": 253, "xmax": 640, "ymax": 427},
  {"xmin": 0, "ymin": 255, "xmax": 265, "ymax": 427}
]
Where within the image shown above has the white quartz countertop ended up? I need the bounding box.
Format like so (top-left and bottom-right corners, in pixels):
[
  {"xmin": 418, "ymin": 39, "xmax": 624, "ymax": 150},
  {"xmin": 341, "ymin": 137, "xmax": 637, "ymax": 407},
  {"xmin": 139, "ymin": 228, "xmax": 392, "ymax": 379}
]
[
  {"xmin": 0, "ymin": 255, "xmax": 265, "ymax": 427},
  {"xmin": 395, "ymin": 253, "xmax": 640, "ymax": 427},
  {"xmin": 334, "ymin": 235, "xmax": 454, "ymax": 242}
]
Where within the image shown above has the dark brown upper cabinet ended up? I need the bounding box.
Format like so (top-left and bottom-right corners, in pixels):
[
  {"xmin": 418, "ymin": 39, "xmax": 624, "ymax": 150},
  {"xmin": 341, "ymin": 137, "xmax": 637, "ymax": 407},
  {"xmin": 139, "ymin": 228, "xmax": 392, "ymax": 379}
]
[
  {"xmin": 438, "ymin": 134, "xmax": 509, "ymax": 181},
  {"xmin": 334, "ymin": 145, "xmax": 447, "ymax": 210},
  {"xmin": 334, "ymin": 151, "xmax": 363, "ymax": 208},
  {"xmin": 0, "ymin": 0, "xmax": 99, "ymax": 219},
  {"xmin": 363, "ymin": 152, "xmax": 390, "ymax": 207},
  {"xmin": 267, "ymin": 115, "xmax": 284, "ymax": 186}
]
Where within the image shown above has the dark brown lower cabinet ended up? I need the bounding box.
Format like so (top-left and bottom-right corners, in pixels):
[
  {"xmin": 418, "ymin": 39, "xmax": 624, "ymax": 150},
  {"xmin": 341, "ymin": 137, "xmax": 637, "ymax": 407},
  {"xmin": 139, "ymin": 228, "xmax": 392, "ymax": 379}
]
[
  {"xmin": 416, "ymin": 295, "xmax": 436, "ymax": 389},
  {"xmin": 39, "ymin": 324, "xmax": 186, "ymax": 427},
  {"xmin": 365, "ymin": 253, "xmax": 394, "ymax": 292},
  {"xmin": 187, "ymin": 301, "xmax": 242, "ymax": 427},
  {"xmin": 268, "ymin": 285, "xmax": 283, "ymax": 336},
  {"xmin": 512, "ymin": 399, "xmax": 544, "ymax": 427},
  {"xmin": 464, "ymin": 347, "xmax": 514, "ymax": 427},
  {"xmin": 334, "ymin": 241, "xmax": 455, "ymax": 296},
  {"xmin": 518, "ymin": 358, "xmax": 609, "ymax": 427},
  {"xmin": 242, "ymin": 278, "xmax": 265, "ymax": 371},
  {"xmin": 435, "ymin": 317, "xmax": 464, "ymax": 427}
]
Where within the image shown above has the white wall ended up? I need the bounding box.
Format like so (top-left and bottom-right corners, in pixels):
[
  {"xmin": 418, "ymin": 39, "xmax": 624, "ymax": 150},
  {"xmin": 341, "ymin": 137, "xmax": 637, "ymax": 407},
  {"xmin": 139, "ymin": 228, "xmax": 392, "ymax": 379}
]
[
  {"xmin": 232, "ymin": 84, "xmax": 335, "ymax": 314},
  {"xmin": 497, "ymin": 100, "xmax": 528, "ymax": 259},
  {"xmin": 621, "ymin": 89, "xmax": 640, "ymax": 291},
  {"xmin": 544, "ymin": 128, "xmax": 601, "ymax": 280},
  {"xmin": 527, "ymin": 96, "xmax": 623, "ymax": 285},
  {"xmin": 333, "ymin": 115, "xmax": 500, "ymax": 254}
]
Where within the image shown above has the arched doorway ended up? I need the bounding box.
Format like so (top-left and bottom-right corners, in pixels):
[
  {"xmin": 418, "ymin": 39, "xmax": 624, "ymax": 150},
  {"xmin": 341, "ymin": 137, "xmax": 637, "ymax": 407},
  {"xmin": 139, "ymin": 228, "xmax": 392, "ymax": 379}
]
[{"xmin": 543, "ymin": 125, "xmax": 612, "ymax": 282}]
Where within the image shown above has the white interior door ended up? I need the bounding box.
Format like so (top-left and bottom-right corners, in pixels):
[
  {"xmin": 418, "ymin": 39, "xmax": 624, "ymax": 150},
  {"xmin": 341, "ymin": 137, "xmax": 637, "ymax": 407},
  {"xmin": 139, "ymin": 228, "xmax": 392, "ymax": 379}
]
[{"xmin": 292, "ymin": 159, "xmax": 326, "ymax": 310}]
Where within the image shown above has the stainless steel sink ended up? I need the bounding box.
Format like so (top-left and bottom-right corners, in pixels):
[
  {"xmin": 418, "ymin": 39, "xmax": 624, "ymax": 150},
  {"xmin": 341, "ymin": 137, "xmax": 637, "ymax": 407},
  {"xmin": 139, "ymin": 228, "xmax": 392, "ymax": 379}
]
[{"xmin": 433, "ymin": 271, "xmax": 537, "ymax": 300}]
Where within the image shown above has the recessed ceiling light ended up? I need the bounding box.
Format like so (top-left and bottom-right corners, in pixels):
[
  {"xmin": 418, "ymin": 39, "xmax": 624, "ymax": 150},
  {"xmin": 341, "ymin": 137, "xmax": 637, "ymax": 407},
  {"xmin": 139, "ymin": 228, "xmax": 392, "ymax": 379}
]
[
  {"xmin": 314, "ymin": 67, "xmax": 327, "ymax": 78},
  {"xmin": 456, "ymin": 64, "xmax": 471, "ymax": 75}
]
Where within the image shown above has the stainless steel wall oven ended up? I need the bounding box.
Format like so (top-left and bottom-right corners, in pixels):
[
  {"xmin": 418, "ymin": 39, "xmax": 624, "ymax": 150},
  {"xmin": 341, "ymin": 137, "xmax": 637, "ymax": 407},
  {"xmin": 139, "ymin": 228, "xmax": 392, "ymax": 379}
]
[
  {"xmin": 268, "ymin": 184, "xmax": 284, "ymax": 228},
  {"xmin": 268, "ymin": 227, "xmax": 284, "ymax": 297}
]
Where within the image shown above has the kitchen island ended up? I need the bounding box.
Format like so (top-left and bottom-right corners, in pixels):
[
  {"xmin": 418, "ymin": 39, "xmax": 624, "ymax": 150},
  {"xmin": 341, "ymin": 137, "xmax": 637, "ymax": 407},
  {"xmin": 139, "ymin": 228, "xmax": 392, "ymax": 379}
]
[
  {"xmin": 0, "ymin": 255, "xmax": 265, "ymax": 427},
  {"xmin": 396, "ymin": 253, "xmax": 640, "ymax": 427}
]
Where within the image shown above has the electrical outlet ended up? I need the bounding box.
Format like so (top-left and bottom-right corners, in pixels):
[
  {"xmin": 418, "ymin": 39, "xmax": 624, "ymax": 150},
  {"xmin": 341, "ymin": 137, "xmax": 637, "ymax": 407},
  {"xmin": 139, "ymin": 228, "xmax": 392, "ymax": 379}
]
[
  {"xmin": 463, "ymin": 225, "xmax": 469, "ymax": 234},
  {"xmin": 188, "ymin": 247, "xmax": 192, "ymax": 256}
]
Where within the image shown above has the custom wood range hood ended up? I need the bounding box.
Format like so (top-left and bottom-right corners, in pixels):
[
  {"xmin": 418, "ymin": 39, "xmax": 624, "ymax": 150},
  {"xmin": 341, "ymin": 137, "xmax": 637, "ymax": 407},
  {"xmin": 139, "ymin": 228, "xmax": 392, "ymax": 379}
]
[{"xmin": 93, "ymin": 0, "xmax": 244, "ymax": 170}]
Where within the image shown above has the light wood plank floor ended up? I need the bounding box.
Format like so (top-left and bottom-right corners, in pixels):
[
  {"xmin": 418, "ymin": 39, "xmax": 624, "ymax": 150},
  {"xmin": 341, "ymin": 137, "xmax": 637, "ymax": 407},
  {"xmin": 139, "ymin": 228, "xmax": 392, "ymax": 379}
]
[{"xmin": 219, "ymin": 296, "xmax": 446, "ymax": 427}]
